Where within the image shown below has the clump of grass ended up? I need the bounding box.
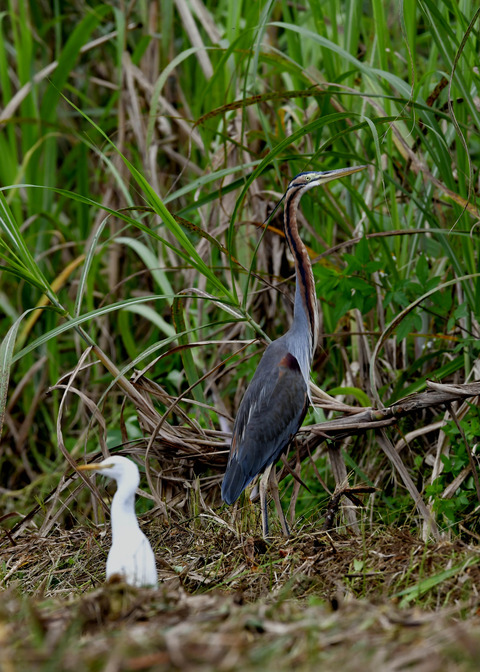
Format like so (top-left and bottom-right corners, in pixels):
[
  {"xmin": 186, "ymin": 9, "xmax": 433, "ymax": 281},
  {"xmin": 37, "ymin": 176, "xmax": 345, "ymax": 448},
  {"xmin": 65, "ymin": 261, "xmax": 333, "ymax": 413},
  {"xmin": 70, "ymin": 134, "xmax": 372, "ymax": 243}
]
[{"xmin": 2, "ymin": 522, "xmax": 480, "ymax": 670}]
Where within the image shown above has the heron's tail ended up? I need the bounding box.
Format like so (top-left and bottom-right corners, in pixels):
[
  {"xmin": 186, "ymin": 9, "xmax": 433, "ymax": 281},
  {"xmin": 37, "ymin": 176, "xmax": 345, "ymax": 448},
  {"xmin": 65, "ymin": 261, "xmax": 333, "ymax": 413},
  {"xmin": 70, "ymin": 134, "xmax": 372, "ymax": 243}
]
[{"xmin": 221, "ymin": 456, "xmax": 250, "ymax": 505}]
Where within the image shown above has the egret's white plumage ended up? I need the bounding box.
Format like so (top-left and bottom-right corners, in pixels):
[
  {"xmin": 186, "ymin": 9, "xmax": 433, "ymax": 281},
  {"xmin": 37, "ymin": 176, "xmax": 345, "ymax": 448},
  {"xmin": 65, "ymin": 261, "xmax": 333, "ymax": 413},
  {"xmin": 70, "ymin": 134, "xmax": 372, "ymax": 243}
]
[{"xmin": 78, "ymin": 456, "xmax": 158, "ymax": 588}]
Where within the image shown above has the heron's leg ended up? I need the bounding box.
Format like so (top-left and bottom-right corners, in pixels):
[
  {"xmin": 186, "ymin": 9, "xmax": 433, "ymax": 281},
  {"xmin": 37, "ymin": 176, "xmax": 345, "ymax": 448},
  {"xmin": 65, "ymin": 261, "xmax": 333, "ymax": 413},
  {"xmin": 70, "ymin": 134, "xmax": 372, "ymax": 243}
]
[
  {"xmin": 270, "ymin": 467, "xmax": 290, "ymax": 537},
  {"xmin": 259, "ymin": 462, "xmax": 273, "ymax": 539}
]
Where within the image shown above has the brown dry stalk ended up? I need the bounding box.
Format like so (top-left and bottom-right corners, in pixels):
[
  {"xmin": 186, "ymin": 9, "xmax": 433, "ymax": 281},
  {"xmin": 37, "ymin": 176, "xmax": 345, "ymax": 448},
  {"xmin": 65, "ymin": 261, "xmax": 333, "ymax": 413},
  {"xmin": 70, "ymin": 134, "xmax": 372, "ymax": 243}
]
[{"xmin": 308, "ymin": 381, "xmax": 480, "ymax": 439}]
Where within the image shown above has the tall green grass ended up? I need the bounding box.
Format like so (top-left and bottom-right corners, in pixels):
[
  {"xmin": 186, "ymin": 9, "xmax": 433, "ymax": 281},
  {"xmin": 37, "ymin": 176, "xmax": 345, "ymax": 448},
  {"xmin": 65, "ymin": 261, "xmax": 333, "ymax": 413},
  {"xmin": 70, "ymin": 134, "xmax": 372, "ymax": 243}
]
[{"xmin": 0, "ymin": 0, "xmax": 479, "ymax": 536}]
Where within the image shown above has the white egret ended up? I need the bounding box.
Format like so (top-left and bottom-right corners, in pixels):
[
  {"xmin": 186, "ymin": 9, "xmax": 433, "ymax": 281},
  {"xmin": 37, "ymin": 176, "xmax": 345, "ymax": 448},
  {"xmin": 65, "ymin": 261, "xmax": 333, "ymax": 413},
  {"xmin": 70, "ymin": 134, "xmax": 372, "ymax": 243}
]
[{"xmin": 78, "ymin": 456, "xmax": 158, "ymax": 588}]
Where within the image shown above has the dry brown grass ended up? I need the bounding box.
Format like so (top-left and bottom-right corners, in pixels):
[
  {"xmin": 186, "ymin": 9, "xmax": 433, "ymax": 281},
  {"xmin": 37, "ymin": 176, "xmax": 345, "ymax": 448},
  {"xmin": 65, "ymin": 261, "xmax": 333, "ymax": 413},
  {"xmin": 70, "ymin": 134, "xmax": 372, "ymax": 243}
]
[
  {"xmin": 2, "ymin": 520, "xmax": 480, "ymax": 671},
  {"xmin": 2, "ymin": 356, "xmax": 480, "ymax": 670}
]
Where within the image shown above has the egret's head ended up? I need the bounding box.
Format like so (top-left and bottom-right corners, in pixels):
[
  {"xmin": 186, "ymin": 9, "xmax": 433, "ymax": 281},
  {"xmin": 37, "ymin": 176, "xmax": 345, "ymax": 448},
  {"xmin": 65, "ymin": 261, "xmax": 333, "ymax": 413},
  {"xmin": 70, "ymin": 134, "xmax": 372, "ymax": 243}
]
[{"xmin": 77, "ymin": 456, "xmax": 140, "ymax": 487}]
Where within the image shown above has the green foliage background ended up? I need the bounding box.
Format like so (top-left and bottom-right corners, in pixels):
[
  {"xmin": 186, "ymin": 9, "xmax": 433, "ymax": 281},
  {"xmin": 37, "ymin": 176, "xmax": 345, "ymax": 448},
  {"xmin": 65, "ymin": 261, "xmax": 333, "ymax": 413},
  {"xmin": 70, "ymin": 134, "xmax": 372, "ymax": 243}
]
[{"xmin": 1, "ymin": 0, "xmax": 479, "ymax": 537}]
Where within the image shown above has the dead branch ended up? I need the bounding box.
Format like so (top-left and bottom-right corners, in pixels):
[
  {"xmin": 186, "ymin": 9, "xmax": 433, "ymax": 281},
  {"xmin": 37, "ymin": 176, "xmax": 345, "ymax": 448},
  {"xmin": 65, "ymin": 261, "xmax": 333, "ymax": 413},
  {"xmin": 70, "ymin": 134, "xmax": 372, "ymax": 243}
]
[
  {"xmin": 276, "ymin": 380, "xmax": 480, "ymax": 538},
  {"xmin": 307, "ymin": 380, "xmax": 480, "ymax": 442}
]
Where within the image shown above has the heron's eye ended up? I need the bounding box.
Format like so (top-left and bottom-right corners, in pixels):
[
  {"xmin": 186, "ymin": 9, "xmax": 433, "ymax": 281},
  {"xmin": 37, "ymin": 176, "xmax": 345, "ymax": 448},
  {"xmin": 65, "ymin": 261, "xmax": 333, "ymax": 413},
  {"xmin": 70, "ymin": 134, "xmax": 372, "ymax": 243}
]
[{"xmin": 305, "ymin": 175, "xmax": 312, "ymax": 181}]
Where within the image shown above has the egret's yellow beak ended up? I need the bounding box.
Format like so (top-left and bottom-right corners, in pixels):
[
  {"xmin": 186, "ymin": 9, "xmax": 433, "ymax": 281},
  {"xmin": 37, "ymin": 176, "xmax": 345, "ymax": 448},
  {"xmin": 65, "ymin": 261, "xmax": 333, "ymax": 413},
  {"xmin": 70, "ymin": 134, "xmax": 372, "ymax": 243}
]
[{"xmin": 77, "ymin": 462, "xmax": 113, "ymax": 472}]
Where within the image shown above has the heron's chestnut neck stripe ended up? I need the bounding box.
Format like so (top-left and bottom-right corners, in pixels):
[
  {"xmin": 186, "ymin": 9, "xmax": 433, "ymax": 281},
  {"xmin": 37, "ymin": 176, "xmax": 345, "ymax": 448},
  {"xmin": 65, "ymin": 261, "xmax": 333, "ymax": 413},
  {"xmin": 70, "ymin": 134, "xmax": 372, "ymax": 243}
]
[{"xmin": 283, "ymin": 185, "xmax": 318, "ymax": 356}]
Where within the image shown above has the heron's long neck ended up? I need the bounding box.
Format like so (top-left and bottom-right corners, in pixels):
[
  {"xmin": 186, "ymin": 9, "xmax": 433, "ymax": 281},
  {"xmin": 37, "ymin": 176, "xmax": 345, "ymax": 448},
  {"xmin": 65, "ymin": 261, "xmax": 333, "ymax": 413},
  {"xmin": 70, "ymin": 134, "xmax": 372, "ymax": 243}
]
[
  {"xmin": 110, "ymin": 483, "xmax": 140, "ymax": 542},
  {"xmin": 283, "ymin": 188, "xmax": 318, "ymax": 368}
]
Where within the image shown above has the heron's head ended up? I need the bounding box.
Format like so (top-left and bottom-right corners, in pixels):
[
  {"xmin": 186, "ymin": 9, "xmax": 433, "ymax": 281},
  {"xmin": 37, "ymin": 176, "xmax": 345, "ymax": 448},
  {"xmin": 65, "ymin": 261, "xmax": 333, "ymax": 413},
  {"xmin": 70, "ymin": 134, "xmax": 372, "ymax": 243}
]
[
  {"xmin": 263, "ymin": 164, "xmax": 367, "ymax": 230},
  {"xmin": 288, "ymin": 165, "xmax": 367, "ymax": 193}
]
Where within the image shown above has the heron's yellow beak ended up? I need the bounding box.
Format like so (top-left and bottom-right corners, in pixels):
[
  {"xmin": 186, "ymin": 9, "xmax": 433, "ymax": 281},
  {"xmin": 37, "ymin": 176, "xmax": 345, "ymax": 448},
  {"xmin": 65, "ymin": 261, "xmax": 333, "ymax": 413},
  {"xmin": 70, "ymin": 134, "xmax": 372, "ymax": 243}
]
[{"xmin": 315, "ymin": 164, "xmax": 367, "ymax": 183}]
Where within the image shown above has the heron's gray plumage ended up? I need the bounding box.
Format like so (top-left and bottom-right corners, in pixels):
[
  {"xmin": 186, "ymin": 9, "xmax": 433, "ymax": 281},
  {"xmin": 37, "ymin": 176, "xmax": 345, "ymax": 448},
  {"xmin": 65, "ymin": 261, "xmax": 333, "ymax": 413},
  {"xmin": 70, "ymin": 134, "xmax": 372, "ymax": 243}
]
[
  {"xmin": 221, "ymin": 340, "xmax": 308, "ymax": 504},
  {"xmin": 221, "ymin": 165, "xmax": 367, "ymax": 537}
]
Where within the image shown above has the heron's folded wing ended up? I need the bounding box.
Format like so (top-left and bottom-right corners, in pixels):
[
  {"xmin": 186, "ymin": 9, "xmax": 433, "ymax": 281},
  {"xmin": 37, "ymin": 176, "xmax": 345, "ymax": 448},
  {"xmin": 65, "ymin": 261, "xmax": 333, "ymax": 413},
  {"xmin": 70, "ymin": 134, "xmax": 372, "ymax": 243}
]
[{"xmin": 221, "ymin": 347, "xmax": 308, "ymax": 504}]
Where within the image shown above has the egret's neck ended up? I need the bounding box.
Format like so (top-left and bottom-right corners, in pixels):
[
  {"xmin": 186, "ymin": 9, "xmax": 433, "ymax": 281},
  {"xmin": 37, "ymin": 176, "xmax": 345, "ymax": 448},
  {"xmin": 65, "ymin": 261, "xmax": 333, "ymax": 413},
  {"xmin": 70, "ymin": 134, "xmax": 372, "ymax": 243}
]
[{"xmin": 110, "ymin": 482, "xmax": 140, "ymax": 541}]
